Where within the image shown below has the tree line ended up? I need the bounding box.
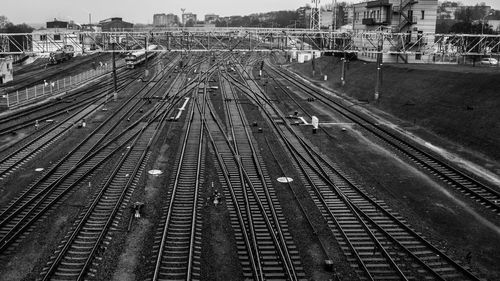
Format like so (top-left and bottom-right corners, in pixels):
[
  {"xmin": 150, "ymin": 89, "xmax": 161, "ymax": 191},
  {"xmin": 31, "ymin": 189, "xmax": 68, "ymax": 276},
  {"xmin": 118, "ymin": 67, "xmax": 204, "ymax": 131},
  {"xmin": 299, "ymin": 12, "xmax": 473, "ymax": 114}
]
[{"xmin": 437, "ymin": 4, "xmax": 499, "ymax": 34}]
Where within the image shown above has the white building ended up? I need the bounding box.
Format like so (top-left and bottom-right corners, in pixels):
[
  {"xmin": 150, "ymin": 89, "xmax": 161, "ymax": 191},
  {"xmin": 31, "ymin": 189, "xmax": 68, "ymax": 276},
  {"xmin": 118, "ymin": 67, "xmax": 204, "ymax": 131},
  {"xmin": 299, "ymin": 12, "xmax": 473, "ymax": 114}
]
[
  {"xmin": 353, "ymin": 0, "xmax": 438, "ymax": 63},
  {"xmin": 31, "ymin": 19, "xmax": 82, "ymax": 55},
  {"xmin": 488, "ymin": 20, "xmax": 500, "ymax": 33}
]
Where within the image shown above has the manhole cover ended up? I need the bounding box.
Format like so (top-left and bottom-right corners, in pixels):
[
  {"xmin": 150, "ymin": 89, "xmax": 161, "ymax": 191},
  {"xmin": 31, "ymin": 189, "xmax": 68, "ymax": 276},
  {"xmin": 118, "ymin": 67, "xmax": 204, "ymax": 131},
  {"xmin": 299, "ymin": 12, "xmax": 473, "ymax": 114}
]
[
  {"xmin": 35, "ymin": 168, "xmax": 44, "ymax": 172},
  {"xmin": 148, "ymin": 169, "xmax": 163, "ymax": 176},
  {"xmin": 277, "ymin": 177, "xmax": 293, "ymax": 183}
]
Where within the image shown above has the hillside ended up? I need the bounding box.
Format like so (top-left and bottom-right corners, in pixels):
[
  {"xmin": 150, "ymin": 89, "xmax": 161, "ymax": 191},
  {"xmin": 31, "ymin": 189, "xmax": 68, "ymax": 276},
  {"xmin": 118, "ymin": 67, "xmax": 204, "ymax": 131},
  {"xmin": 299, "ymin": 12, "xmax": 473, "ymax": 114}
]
[{"xmin": 288, "ymin": 56, "xmax": 500, "ymax": 171}]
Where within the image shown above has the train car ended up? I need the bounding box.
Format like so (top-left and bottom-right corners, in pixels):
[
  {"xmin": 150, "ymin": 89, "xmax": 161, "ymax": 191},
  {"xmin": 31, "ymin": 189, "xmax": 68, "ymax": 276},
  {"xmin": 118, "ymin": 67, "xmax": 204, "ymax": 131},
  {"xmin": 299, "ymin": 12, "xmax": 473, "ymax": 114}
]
[
  {"xmin": 125, "ymin": 45, "xmax": 158, "ymax": 69},
  {"xmin": 48, "ymin": 45, "xmax": 75, "ymax": 65}
]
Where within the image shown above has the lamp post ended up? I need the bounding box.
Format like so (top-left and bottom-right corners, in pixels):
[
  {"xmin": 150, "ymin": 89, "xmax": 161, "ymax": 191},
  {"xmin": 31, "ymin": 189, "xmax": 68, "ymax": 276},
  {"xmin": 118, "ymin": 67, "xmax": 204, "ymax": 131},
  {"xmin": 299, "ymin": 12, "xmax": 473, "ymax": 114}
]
[{"xmin": 481, "ymin": 11, "xmax": 494, "ymax": 35}]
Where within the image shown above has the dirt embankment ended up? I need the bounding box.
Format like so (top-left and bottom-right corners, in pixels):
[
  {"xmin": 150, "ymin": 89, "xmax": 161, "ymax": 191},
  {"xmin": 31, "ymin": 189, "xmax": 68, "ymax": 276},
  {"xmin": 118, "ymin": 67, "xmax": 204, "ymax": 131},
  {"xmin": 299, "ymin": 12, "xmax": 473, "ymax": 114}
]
[{"xmin": 289, "ymin": 56, "xmax": 500, "ymax": 169}]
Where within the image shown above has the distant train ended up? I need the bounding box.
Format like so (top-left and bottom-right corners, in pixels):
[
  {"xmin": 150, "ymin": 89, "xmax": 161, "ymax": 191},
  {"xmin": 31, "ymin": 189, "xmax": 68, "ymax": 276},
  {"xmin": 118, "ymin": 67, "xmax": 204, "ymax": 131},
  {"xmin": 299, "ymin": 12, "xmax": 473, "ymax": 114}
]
[
  {"xmin": 48, "ymin": 45, "xmax": 75, "ymax": 65},
  {"xmin": 125, "ymin": 45, "xmax": 158, "ymax": 69}
]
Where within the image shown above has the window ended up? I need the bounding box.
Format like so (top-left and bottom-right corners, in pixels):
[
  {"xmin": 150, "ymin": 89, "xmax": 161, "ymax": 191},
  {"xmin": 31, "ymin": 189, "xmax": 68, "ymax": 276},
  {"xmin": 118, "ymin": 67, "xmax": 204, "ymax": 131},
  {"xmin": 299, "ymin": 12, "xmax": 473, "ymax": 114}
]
[
  {"xmin": 421, "ymin": 10, "xmax": 425, "ymax": 20},
  {"xmin": 416, "ymin": 53, "xmax": 422, "ymax": 60},
  {"xmin": 54, "ymin": 34, "xmax": 61, "ymax": 41},
  {"xmin": 40, "ymin": 34, "xmax": 47, "ymax": 41}
]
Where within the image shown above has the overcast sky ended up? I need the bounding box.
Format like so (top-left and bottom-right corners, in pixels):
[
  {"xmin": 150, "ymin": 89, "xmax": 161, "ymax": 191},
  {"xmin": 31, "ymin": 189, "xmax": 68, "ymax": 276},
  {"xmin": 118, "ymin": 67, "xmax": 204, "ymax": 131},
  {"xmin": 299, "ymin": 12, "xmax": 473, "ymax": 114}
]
[{"xmin": 2, "ymin": 0, "xmax": 500, "ymax": 25}]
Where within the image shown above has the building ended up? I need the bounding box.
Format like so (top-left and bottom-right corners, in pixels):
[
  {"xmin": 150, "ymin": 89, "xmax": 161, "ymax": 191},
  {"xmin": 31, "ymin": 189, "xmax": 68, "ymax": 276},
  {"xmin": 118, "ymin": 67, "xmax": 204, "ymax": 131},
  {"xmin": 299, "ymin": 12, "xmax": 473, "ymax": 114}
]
[
  {"xmin": 205, "ymin": 14, "xmax": 219, "ymax": 24},
  {"xmin": 352, "ymin": 0, "xmax": 438, "ymax": 63},
  {"xmin": 321, "ymin": 10, "xmax": 334, "ymax": 29},
  {"xmin": 165, "ymin": 14, "xmax": 179, "ymax": 26},
  {"xmin": 488, "ymin": 20, "xmax": 500, "ymax": 32},
  {"xmin": 182, "ymin": 13, "xmax": 197, "ymax": 25},
  {"xmin": 31, "ymin": 19, "xmax": 81, "ymax": 54},
  {"xmin": 339, "ymin": 4, "xmax": 354, "ymax": 26},
  {"xmin": 297, "ymin": 7, "xmax": 308, "ymax": 28},
  {"xmin": 298, "ymin": 7, "xmax": 350, "ymax": 29},
  {"xmin": 99, "ymin": 17, "xmax": 133, "ymax": 31},
  {"xmin": 0, "ymin": 56, "xmax": 13, "ymax": 84},
  {"xmin": 153, "ymin": 14, "xmax": 168, "ymax": 26},
  {"xmin": 437, "ymin": 1, "xmax": 461, "ymax": 20},
  {"xmin": 153, "ymin": 13, "xmax": 179, "ymax": 27}
]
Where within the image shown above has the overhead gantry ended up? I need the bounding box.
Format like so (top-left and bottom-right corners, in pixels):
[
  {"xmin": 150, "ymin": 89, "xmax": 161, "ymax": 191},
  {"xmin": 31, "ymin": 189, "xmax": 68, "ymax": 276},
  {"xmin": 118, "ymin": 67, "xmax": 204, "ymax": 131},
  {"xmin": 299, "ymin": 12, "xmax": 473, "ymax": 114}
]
[{"xmin": 1, "ymin": 27, "xmax": 500, "ymax": 57}]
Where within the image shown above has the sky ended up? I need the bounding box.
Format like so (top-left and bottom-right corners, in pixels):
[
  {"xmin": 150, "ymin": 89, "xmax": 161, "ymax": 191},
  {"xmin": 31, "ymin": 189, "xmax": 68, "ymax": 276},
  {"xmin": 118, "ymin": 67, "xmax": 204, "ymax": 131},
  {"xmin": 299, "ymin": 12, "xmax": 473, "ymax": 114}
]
[{"xmin": 2, "ymin": 0, "xmax": 500, "ymax": 25}]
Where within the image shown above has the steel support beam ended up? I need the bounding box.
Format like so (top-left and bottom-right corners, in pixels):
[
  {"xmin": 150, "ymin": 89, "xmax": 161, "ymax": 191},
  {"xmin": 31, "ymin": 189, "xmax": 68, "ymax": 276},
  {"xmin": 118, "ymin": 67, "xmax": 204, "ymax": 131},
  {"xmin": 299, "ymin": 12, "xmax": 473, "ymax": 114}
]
[{"xmin": 1, "ymin": 29, "xmax": 500, "ymax": 56}]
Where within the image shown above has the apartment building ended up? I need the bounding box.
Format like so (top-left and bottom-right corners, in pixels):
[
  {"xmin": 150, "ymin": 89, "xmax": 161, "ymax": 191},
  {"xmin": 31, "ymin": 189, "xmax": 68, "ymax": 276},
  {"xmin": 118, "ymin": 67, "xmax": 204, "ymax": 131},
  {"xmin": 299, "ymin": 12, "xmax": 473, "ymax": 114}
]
[{"xmin": 352, "ymin": 0, "xmax": 438, "ymax": 63}]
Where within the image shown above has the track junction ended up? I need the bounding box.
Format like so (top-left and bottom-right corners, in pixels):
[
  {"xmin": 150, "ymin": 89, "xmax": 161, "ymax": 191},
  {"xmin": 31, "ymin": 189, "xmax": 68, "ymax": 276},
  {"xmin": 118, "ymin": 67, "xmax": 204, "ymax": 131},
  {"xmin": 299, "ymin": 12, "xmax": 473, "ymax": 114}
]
[{"xmin": 0, "ymin": 44, "xmax": 499, "ymax": 280}]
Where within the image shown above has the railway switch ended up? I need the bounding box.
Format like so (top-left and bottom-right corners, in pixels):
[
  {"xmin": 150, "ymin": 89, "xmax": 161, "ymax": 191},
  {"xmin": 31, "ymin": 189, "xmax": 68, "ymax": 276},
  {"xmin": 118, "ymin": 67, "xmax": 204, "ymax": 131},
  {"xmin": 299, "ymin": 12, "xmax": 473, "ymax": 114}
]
[
  {"xmin": 324, "ymin": 259, "xmax": 334, "ymax": 272},
  {"xmin": 133, "ymin": 202, "xmax": 144, "ymax": 218}
]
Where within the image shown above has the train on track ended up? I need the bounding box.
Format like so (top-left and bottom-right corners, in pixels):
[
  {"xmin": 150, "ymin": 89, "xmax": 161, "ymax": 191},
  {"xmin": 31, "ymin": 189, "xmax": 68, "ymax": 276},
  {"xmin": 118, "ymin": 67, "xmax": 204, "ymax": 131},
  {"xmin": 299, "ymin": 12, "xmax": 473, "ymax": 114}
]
[
  {"xmin": 48, "ymin": 45, "xmax": 75, "ymax": 65},
  {"xmin": 125, "ymin": 45, "xmax": 158, "ymax": 69}
]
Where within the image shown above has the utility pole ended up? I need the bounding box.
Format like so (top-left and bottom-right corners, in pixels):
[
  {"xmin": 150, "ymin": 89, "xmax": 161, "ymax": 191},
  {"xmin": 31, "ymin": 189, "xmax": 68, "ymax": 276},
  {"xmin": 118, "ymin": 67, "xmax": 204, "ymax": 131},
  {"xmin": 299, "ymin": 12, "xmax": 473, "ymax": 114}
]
[
  {"xmin": 144, "ymin": 37, "xmax": 150, "ymax": 78},
  {"xmin": 112, "ymin": 42, "xmax": 118, "ymax": 100},
  {"xmin": 374, "ymin": 38, "xmax": 383, "ymax": 103},
  {"xmin": 333, "ymin": 0, "xmax": 337, "ymax": 31},
  {"xmin": 340, "ymin": 51, "xmax": 346, "ymax": 86}
]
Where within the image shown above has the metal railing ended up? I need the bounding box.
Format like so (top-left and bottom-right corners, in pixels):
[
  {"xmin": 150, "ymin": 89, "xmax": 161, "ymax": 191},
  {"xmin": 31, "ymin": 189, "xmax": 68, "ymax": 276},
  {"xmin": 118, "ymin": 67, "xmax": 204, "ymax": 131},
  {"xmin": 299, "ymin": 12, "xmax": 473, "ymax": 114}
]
[{"xmin": 1, "ymin": 64, "xmax": 114, "ymax": 109}]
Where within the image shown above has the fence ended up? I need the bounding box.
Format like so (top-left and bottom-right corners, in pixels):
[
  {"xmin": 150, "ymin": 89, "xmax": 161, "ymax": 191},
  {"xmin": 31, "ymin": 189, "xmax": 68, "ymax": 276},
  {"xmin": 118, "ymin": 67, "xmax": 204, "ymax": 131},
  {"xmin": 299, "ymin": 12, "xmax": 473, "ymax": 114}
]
[{"xmin": 0, "ymin": 64, "xmax": 115, "ymax": 109}]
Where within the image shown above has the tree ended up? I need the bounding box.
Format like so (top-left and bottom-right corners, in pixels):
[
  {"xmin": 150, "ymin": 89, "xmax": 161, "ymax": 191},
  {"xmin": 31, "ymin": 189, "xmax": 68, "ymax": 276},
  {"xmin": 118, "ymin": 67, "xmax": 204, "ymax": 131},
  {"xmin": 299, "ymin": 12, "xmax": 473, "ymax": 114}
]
[
  {"xmin": 0, "ymin": 20, "xmax": 35, "ymax": 53},
  {"xmin": 454, "ymin": 4, "xmax": 491, "ymax": 22},
  {"xmin": 450, "ymin": 21, "xmax": 493, "ymax": 34},
  {"xmin": 185, "ymin": 19, "xmax": 195, "ymax": 27},
  {"xmin": 0, "ymin": 15, "xmax": 8, "ymax": 30},
  {"xmin": 3, "ymin": 22, "xmax": 34, "ymax": 33},
  {"xmin": 436, "ymin": 19, "xmax": 456, "ymax": 33}
]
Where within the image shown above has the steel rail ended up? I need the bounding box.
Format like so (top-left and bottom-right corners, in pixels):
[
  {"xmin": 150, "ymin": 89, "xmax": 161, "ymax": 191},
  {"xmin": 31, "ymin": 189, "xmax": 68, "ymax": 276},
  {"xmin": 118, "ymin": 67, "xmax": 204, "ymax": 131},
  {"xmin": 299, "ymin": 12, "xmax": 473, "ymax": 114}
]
[
  {"xmin": 40, "ymin": 78, "xmax": 191, "ymax": 280},
  {"xmin": 152, "ymin": 77, "xmax": 204, "ymax": 280},
  {"xmin": 224, "ymin": 73, "xmax": 300, "ymax": 280},
  {"xmin": 0, "ymin": 58, "xmax": 189, "ymax": 252},
  {"xmin": 207, "ymin": 72, "xmax": 302, "ymax": 280},
  {"xmin": 229, "ymin": 59, "xmax": 481, "ymax": 280},
  {"xmin": 267, "ymin": 63, "xmax": 500, "ymax": 215},
  {"xmin": 0, "ymin": 56, "xmax": 177, "ymax": 217}
]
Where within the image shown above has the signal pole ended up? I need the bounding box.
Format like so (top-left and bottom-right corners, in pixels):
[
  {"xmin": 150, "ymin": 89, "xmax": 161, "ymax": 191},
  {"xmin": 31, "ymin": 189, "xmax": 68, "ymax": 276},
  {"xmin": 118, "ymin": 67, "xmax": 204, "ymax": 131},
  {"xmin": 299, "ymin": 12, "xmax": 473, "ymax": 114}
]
[
  {"xmin": 144, "ymin": 37, "xmax": 149, "ymax": 78},
  {"xmin": 340, "ymin": 53, "xmax": 346, "ymax": 86},
  {"xmin": 374, "ymin": 38, "xmax": 383, "ymax": 103},
  {"xmin": 112, "ymin": 42, "xmax": 117, "ymax": 97}
]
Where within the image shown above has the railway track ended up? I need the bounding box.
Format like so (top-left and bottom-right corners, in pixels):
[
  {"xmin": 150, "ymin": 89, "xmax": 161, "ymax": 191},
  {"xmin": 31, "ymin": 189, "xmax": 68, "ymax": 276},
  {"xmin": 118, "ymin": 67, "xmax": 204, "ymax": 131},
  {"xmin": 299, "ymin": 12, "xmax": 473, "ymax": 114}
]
[
  {"xmin": 199, "ymin": 70, "xmax": 305, "ymax": 280},
  {"xmin": 0, "ymin": 54, "xmax": 182, "ymax": 180},
  {"xmin": 0, "ymin": 68, "xmax": 129, "ymax": 136},
  {"xmin": 1, "ymin": 53, "xmax": 111, "ymax": 93},
  {"xmin": 0, "ymin": 53, "xmax": 179, "ymax": 136},
  {"xmin": 39, "ymin": 123, "xmax": 156, "ymax": 280},
  {"xmin": 265, "ymin": 62, "xmax": 500, "ymax": 216},
  {"xmin": 150, "ymin": 82, "xmax": 205, "ymax": 281},
  {"xmin": 0, "ymin": 56, "xmax": 191, "ymax": 253},
  {"xmin": 226, "ymin": 62, "xmax": 482, "ymax": 280},
  {"xmin": 39, "ymin": 57, "xmax": 209, "ymax": 280}
]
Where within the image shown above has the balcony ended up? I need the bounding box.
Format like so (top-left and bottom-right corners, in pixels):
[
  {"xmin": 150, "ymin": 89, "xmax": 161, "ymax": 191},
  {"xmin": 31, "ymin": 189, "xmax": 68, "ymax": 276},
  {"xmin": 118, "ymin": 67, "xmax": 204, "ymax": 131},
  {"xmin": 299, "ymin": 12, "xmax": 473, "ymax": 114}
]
[
  {"xmin": 362, "ymin": 18, "xmax": 389, "ymax": 26},
  {"xmin": 366, "ymin": 0, "xmax": 391, "ymax": 8}
]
